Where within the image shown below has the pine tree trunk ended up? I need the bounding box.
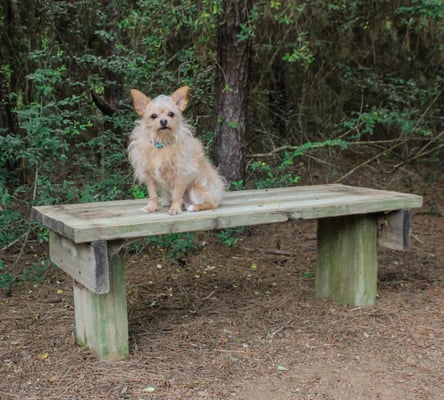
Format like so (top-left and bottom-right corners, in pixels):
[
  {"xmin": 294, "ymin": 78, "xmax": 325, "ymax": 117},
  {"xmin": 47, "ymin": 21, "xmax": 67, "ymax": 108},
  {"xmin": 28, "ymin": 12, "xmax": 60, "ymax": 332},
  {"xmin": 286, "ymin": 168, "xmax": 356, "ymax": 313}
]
[
  {"xmin": 213, "ymin": 0, "xmax": 252, "ymax": 184},
  {"xmin": 0, "ymin": 73, "xmax": 16, "ymax": 136}
]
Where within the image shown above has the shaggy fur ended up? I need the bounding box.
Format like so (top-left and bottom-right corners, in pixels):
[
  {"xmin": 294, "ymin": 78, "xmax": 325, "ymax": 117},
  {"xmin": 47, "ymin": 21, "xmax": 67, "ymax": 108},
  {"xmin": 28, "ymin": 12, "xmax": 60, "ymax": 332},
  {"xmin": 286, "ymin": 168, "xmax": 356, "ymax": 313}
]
[{"xmin": 128, "ymin": 86, "xmax": 225, "ymax": 215}]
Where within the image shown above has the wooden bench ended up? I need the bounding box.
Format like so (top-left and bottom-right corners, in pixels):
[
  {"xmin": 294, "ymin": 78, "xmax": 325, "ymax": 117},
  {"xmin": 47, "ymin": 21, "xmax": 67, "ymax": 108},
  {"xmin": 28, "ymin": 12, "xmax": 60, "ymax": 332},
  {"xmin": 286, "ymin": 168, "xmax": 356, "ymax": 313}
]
[{"xmin": 32, "ymin": 184, "xmax": 422, "ymax": 360}]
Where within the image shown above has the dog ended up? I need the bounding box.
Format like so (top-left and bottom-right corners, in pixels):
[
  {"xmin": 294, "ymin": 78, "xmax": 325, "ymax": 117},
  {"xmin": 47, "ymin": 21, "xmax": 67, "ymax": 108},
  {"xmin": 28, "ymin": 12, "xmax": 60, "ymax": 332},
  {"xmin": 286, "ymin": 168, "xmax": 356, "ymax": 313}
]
[{"xmin": 128, "ymin": 86, "xmax": 226, "ymax": 215}]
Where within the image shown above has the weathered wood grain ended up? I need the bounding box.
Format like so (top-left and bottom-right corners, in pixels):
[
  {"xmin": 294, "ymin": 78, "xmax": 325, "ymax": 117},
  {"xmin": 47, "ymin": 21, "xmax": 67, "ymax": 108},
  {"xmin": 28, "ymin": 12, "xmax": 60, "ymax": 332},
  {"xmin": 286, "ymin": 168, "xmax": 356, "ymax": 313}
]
[
  {"xmin": 49, "ymin": 232, "xmax": 109, "ymax": 294},
  {"xmin": 74, "ymin": 241, "xmax": 128, "ymax": 360},
  {"xmin": 316, "ymin": 214, "xmax": 378, "ymax": 306},
  {"xmin": 378, "ymin": 209, "xmax": 412, "ymax": 250},
  {"xmin": 32, "ymin": 184, "xmax": 423, "ymax": 243}
]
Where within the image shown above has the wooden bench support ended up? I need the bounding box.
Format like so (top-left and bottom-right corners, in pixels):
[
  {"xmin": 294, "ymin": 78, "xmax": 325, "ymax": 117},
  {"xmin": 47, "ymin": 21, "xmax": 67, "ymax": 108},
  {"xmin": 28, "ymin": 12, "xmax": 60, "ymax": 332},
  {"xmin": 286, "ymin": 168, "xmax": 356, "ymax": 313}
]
[
  {"xmin": 73, "ymin": 241, "xmax": 128, "ymax": 360},
  {"xmin": 316, "ymin": 214, "xmax": 378, "ymax": 306},
  {"xmin": 378, "ymin": 209, "xmax": 412, "ymax": 250}
]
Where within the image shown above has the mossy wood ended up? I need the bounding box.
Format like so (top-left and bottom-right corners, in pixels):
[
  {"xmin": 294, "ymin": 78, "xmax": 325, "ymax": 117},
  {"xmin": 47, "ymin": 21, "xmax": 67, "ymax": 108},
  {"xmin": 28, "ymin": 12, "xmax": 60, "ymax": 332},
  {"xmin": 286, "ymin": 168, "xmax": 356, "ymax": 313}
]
[
  {"xmin": 316, "ymin": 215, "xmax": 378, "ymax": 305},
  {"xmin": 32, "ymin": 184, "xmax": 423, "ymax": 360}
]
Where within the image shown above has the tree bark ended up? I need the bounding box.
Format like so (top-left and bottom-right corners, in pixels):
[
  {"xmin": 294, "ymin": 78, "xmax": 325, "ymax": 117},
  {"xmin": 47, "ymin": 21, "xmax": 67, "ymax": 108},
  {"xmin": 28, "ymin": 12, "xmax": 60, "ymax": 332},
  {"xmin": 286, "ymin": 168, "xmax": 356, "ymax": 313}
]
[
  {"xmin": 213, "ymin": 0, "xmax": 252, "ymax": 184},
  {"xmin": 0, "ymin": 72, "xmax": 16, "ymax": 136}
]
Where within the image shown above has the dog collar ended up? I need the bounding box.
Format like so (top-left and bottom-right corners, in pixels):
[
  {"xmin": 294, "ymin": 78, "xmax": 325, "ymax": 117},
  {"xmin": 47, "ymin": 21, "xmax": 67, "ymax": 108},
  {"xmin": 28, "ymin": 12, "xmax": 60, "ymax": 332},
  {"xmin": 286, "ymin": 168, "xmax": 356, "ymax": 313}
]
[{"xmin": 150, "ymin": 140, "xmax": 169, "ymax": 149}]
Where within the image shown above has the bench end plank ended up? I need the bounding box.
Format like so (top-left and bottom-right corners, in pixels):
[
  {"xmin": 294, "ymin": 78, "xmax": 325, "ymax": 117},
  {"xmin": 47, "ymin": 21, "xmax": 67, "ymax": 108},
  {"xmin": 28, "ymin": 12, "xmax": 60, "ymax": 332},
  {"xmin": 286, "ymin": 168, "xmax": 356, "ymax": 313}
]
[{"xmin": 49, "ymin": 232, "xmax": 109, "ymax": 294}]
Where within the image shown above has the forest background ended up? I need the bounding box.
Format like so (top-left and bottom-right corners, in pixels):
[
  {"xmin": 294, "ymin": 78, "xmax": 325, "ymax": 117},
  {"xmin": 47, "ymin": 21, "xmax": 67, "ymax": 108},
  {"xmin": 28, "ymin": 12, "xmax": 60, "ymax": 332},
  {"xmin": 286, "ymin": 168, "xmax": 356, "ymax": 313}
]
[{"xmin": 0, "ymin": 0, "xmax": 443, "ymax": 289}]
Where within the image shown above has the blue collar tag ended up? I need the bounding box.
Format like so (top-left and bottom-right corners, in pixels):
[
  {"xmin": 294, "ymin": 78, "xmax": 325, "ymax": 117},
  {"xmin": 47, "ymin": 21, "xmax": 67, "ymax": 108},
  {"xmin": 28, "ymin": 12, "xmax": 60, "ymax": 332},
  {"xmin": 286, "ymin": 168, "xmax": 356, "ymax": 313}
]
[{"xmin": 150, "ymin": 140, "xmax": 167, "ymax": 149}]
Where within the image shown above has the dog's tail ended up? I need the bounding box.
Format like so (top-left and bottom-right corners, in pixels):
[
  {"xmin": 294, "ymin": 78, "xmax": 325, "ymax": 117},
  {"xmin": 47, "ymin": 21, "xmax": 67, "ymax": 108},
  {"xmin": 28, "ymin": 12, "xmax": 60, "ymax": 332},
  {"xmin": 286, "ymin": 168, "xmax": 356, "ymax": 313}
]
[{"xmin": 186, "ymin": 201, "xmax": 218, "ymax": 212}]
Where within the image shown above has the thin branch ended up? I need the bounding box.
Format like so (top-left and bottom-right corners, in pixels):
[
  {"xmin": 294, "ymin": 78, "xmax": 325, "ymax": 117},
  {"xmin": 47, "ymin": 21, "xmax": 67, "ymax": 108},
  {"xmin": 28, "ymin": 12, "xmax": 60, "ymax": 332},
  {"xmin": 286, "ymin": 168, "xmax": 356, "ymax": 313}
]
[
  {"xmin": 247, "ymin": 138, "xmax": 402, "ymax": 159},
  {"xmin": 335, "ymin": 139, "xmax": 410, "ymax": 183},
  {"xmin": 1, "ymin": 235, "xmax": 24, "ymax": 252},
  {"xmin": 409, "ymin": 130, "xmax": 444, "ymax": 158},
  {"xmin": 413, "ymin": 87, "xmax": 444, "ymax": 130}
]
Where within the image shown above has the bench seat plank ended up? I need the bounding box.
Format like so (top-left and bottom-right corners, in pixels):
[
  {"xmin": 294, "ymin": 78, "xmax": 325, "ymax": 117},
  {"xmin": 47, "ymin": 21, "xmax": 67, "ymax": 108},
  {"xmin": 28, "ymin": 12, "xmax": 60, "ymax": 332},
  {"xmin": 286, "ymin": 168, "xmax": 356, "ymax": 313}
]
[{"xmin": 33, "ymin": 184, "xmax": 422, "ymax": 244}]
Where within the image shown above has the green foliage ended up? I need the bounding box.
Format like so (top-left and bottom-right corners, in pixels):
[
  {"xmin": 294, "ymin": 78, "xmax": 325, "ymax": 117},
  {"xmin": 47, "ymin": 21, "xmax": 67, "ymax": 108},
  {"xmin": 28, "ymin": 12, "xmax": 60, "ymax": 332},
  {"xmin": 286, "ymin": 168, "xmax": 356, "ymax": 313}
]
[
  {"xmin": 132, "ymin": 185, "xmax": 147, "ymax": 200},
  {"xmin": 145, "ymin": 233, "xmax": 198, "ymax": 260},
  {"xmin": 22, "ymin": 258, "xmax": 55, "ymax": 284},
  {"xmin": 0, "ymin": 260, "xmax": 15, "ymax": 292},
  {"xmin": 0, "ymin": 207, "xmax": 22, "ymax": 246},
  {"xmin": 0, "ymin": 256, "xmax": 55, "ymax": 292},
  {"xmin": 249, "ymin": 151, "xmax": 294, "ymax": 189},
  {"xmin": 282, "ymin": 33, "xmax": 315, "ymax": 66},
  {"xmin": 249, "ymin": 157, "xmax": 300, "ymax": 189},
  {"xmin": 237, "ymin": 3, "xmax": 259, "ymax": 42},
  {"xmin": 343, "ymin": 108, "xmax": 432, "ymax": 139},
  {"xmin": 248, "ymin": 139, "xmax": 348, "ymax": 189},
  {"xmin": 0, "ymin": 182, "xmax": 23, "ymax": 247},
  {"xmin": 0, "ymin": 0, "xmax": 443, "ymax": 288},
  {"xmin": 227, "ymin": 180, "xmax": 246, "ymax": 191},
  {"xmin": 138, "ymin": 226, "xmax": 250, "ymax": 261},
  {"xmin": 215, "ymin": 227, "xmax": 247, "ymax": 249},
  {"xmin": 397, "ymin": 0, "xmax": 444, "ymax": 32},
  {"xmin": 340, "ymin": 73, "xmax": 441, "ymax": 141},
  {"xmin": 116, "ymin": 0, "xmax": 218, "ymax": 94}
]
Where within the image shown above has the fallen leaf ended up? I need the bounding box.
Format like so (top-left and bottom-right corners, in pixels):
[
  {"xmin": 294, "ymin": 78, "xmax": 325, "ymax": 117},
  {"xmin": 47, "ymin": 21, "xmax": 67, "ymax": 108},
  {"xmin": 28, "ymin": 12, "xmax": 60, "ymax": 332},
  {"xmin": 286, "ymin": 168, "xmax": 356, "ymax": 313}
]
[
  {"xmin": 142, "ymin": 386, "xmax": 156, "ymax": 393},
  {"xmin": 277, "ymin": 365, "xmax": 288, "ymax": 371},
  {"xmin": 38, "ymin": 352, "xmax": 49, "ymax": 360}
]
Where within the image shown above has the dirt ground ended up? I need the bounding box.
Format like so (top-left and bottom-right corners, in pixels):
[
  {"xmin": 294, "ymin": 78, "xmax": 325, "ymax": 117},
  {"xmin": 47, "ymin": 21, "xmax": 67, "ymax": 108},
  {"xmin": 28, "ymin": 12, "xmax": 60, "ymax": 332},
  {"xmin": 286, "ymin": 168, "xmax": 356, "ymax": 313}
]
[{"xmin": 1, "ymin": 157, "xmax": 443, "ymax": 400}]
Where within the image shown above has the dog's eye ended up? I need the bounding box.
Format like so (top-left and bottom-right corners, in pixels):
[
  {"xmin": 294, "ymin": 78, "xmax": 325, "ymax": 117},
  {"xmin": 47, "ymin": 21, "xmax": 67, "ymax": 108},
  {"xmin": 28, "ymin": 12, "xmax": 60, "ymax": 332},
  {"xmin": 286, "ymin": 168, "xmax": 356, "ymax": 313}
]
[
  {"xmin": 150, "ymin": 113, "xmax": 157, "ymax": 119},
  {"xmin": 167, "ymin": 111, "xmax": 174, "ymax": 118}
]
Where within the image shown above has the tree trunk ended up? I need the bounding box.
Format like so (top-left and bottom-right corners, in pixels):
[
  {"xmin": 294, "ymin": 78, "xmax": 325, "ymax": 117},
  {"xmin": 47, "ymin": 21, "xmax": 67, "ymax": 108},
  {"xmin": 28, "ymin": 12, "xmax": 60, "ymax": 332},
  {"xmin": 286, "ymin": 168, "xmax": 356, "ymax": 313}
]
[
  {"xmin": 0, "ymin": 72, "xmax": 16, "ymax": 136},
  {"xmin": 213, "ymin": 0, "xmax": 252, "ymax": 184}
]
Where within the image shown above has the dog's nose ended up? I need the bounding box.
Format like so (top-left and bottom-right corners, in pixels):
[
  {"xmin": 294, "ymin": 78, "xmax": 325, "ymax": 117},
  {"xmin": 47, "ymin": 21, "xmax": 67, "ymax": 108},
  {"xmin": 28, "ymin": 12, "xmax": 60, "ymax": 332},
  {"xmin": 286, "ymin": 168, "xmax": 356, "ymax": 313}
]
[{"xmin": 160, "ymin": 119, "xmax": 168, "ymax": 127}]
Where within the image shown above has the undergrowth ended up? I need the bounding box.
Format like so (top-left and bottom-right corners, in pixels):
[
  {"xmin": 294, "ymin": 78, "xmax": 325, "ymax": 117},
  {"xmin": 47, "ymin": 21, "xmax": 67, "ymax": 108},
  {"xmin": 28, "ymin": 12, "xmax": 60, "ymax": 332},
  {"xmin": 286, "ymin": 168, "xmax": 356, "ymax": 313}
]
[{"xmin": 1, "ymin": 0, "xmax": 443, "ymax": 292}]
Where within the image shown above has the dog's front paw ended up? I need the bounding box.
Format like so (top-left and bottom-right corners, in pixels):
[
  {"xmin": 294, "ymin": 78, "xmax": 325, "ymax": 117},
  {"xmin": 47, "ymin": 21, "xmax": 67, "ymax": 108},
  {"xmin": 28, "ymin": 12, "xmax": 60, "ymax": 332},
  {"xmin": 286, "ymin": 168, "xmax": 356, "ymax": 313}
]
[
  {"xmin": 168, "ymin": 206, "xmax": 182, "ymax": 215},
  {"xmin": 140, "ymin": 206, "xmax": 156, "ymax": 213},
  {"xmin": 140, "ymin": 201, "xmax": 158, "ymax": 213}
]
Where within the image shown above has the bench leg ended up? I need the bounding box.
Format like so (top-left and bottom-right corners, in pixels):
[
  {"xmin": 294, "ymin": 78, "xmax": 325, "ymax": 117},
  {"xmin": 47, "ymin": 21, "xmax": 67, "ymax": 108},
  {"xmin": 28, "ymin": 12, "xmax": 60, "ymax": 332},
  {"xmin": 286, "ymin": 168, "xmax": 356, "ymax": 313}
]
[
  {"xmin": 316, "ymin": 215, "xmax": 378, "ymax": 306},
  {"xmin": 73, "ymin": 241, "xmax": 129, "ymax": 360}
]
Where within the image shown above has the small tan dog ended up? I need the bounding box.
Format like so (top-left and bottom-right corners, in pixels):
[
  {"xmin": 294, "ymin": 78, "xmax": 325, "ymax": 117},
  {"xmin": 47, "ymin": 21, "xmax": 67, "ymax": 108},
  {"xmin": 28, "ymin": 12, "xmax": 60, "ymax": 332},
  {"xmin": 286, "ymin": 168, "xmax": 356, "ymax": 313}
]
[{"xmin": 128, "ymin": 86, "xmax": 225, "ymax": 215}]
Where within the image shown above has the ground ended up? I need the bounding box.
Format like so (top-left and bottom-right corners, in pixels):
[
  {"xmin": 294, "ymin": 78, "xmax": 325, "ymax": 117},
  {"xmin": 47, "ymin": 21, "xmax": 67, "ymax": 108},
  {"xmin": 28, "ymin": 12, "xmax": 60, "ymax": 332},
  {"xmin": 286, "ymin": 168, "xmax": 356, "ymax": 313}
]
[{"xmin": 1, "ymin": 157, "xmax": 443, "ymax": 400}]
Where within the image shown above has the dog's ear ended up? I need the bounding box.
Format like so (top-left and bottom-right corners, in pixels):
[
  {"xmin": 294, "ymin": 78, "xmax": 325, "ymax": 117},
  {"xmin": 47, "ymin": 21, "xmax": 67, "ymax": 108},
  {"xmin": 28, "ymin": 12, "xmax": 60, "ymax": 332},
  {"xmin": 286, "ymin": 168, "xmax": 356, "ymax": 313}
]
[
  {"xmin": 130, "ymin": 89, "xmax": 151, "ymax": 116},
  {"xmin": 171, "ymin": 86, "xmax": 189, "ymax": 112}
]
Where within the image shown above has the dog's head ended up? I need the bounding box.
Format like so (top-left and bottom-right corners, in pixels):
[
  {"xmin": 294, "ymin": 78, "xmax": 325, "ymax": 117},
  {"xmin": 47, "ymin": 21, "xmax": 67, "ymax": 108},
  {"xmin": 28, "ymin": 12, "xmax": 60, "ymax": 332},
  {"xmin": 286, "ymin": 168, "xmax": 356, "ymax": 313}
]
[{"xmin": 130, "ymin": 86, "xmax": 189, "ymax": 136}]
